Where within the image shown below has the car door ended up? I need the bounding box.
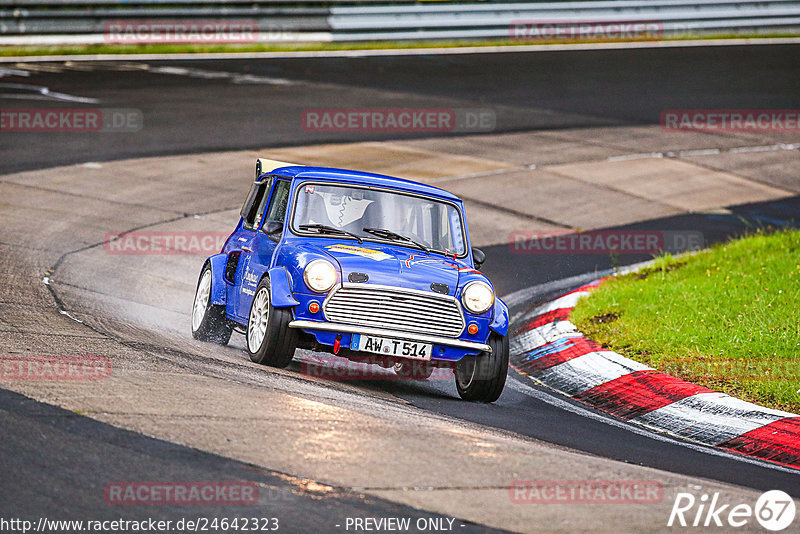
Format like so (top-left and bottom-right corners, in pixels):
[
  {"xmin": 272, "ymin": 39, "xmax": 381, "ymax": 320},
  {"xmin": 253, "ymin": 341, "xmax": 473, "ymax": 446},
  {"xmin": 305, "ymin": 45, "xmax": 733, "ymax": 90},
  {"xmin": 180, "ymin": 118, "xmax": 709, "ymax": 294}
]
[
  {"xmin": 235, "ymin": 178, "xmax": 292, "ymax": 320},
  {"xmin": 228, "ymin": 176, "xmax": 271, "ymax": 318}
]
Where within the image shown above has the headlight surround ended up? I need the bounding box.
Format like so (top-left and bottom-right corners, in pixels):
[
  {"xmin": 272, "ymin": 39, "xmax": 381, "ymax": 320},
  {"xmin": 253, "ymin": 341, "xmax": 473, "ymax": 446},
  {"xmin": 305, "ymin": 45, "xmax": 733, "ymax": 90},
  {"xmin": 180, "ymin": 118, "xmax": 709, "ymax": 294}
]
[
  {"xmin": 303, "ymin": 259, "xmax": 337, "ymax": 293},
  {"xmin": 462, "ymin": 281, "xmax": 494, "ymax": 315}
]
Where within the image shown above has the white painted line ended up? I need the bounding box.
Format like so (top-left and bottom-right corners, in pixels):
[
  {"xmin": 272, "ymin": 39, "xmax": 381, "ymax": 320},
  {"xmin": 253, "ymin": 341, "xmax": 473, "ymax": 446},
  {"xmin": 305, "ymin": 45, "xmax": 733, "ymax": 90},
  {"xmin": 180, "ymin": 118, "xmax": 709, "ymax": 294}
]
[
  {"xmin": 728, "ymin": 143, "xmax": 800, "ymax": 154},
  {"xmin": 147, "ymin": 65, "xmax": 295, "ymax": 85},
  {"xmin": 0, "ymin": 67, "xmax": 31, "ymax": 78},
  {"xmin": 608, "ymin": 142, "xmax": 800, "ymax": 163},
  {"xmin": 677, "ymin": 148, "xmax": 721, "ymax": 157},
  {"xmin": 0, "ymin": 82, "xmax": 100, "ymax": 104},
  {"xmin": 59, "ymin": 309, "xmax": 84, "ymax": 324},
  {"xmin": 607, "ymin": 152, "xmax": 664, "ymax": 162},
  {"xmin": 3, "ymin": 37, "xmax": 800, "ymax": 63},
  {"xmin": 8, "ymin": 63, "xmax": 66, "ymax": 73}
]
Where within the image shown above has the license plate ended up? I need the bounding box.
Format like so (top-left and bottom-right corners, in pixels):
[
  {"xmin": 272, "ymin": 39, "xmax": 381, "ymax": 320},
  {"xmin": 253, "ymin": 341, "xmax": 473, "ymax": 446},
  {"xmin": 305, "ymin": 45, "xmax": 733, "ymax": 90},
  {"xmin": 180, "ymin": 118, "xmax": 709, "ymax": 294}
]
[{"xmin": 351, "ymin": 334, "xmax": 432, "ymax": 360}]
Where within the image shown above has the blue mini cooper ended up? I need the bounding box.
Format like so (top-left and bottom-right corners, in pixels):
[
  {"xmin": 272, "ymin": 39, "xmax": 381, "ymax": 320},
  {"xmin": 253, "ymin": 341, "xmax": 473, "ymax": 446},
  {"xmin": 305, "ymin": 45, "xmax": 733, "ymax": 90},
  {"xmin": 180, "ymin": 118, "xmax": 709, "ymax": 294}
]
[{"xmin": 192, "ymin": 159, "xmax": 509, "ymax": 402}]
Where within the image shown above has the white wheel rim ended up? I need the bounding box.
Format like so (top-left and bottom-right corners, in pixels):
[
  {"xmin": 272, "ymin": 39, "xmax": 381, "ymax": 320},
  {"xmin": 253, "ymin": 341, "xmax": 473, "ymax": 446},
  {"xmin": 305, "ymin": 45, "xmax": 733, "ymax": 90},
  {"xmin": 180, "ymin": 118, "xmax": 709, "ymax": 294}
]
[
  {"xmin": 248, "ymin": 287, "xmax": 270, "ymax": 352},
  {"xmin": 192, "ymin": 270, "xmax": 212, "ymax": 332},
  {"xmin": 458, "ymin": 358, "xmax": 477, "ymax": 389}
]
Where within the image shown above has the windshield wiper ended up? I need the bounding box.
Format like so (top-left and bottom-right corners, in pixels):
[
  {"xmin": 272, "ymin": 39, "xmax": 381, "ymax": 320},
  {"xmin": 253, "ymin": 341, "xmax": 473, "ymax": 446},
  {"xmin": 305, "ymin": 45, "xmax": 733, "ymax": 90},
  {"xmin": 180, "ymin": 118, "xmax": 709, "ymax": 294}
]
[
  {"xmin": 362, "ymin": 227, "xmax": 430, "ymax": 254},
  {"xmin": 299, "ymin": 224, "xmax": 363, "ymax": 243}
]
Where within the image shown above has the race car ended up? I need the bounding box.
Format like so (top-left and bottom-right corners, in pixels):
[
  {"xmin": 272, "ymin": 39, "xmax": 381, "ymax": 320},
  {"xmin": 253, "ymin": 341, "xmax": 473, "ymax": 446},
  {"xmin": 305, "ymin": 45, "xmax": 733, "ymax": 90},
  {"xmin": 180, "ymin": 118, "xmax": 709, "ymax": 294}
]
[{"xmin": 191, "ymin": 159, "xmax": 509, "ymax": 402}]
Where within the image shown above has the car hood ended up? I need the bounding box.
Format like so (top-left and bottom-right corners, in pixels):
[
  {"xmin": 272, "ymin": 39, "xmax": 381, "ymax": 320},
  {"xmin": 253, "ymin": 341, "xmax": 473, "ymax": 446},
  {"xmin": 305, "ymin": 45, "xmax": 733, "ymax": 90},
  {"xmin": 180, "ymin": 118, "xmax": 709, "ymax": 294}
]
[{"xmin": 318, "ymin": 242, "xmax": 471, "ymax": 296}]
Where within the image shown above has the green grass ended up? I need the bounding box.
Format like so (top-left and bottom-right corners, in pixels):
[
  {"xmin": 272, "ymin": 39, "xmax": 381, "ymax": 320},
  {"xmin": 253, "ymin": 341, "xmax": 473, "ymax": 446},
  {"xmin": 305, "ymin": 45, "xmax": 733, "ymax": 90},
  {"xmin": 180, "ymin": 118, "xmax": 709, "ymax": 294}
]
[
  {"xmin": 1, "ymin": 33, "xmax": 799, "ymax": 57},
  {"xmin": 571, "ymin": 229, "xmax": 800, "ymax": 413}
]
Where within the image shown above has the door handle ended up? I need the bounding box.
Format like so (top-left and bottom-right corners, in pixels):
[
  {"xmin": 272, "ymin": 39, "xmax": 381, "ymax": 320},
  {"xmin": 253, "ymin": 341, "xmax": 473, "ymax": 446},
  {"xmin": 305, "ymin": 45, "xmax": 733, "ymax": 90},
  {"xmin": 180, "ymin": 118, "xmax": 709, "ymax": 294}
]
[{"xmin": 241, "ymin": 246, "xmax": 252, "ymax": 252}]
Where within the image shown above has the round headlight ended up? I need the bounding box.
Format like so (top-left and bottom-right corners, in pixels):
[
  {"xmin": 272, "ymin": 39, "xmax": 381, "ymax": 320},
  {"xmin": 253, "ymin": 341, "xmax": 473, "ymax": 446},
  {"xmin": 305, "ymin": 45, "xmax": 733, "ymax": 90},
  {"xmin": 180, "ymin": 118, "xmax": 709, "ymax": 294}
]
[
  {"xmin": 303, "ymin": 259, "xmax": 337, "ymax": 293},
  {"xmin": 462, "ymin": 281, "xmax": 494, "ymax": 314}
]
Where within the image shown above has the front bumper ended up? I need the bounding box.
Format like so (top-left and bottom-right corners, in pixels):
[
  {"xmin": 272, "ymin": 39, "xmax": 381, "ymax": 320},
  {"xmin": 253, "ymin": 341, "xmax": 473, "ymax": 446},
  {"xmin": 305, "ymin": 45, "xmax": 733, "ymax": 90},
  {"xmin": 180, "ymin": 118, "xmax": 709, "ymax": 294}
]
[{"xmin": 288, "ymin": 320, "xmax": 492, "ymax": 353}]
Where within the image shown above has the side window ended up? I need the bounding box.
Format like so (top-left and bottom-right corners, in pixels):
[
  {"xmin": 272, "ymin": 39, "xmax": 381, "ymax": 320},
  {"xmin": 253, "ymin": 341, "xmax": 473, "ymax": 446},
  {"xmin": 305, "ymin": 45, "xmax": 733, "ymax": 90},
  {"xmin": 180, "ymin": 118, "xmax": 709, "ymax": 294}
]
[
  {"xmin": 240, "ymin": 177, "xmax": 272, "ymax": 230},
  {"xmin": 448, "ymin": 205, "xmax": 466, "ymax": 255},
  {"xmin": 264, "ymin": 180, "xmax": 291, "ymax": 226}
]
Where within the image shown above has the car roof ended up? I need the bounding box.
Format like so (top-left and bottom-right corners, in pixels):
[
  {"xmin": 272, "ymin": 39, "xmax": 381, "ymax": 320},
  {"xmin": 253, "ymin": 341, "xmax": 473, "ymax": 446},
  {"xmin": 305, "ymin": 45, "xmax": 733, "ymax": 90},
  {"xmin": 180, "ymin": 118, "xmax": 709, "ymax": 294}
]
[{"xmin": 267, "ymin": 166, "xmax": 462, "ymax": 202}]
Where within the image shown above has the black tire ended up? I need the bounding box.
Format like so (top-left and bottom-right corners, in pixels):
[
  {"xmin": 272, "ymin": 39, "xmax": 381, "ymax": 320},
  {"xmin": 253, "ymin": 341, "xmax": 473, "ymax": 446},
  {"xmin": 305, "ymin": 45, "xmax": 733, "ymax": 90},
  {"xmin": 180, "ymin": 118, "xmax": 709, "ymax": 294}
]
[
  {"xmin": 455, "ymin": 334, "xmax": 509, "ymax": 402},
  {"xmin": 191, "ymin": 264, "xmax": 233, "ymax": 345},
  {"xmin": 393, "ymin": 360, "xmax": 435, "ymax": 380},
  {"xmin": 246, "ymin": 276, "xmax": 298, "ymax": 367}
]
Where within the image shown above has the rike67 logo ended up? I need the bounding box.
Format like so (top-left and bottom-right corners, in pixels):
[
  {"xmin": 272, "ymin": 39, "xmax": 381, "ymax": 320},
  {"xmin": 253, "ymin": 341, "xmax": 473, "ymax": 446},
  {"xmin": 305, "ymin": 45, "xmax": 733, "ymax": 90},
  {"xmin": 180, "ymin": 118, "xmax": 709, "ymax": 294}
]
[{"xmin": 668, "ymin": 490, "xmax": 796, "ymax": 531}]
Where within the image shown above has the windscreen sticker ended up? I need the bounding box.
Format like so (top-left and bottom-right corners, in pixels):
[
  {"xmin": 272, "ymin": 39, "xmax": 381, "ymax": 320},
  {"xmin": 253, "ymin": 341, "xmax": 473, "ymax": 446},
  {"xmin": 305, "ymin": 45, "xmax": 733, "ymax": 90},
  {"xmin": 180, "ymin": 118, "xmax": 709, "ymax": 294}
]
[{"xmin": 325, "ymin": 244, "xmax": 391, "ymax": 261}]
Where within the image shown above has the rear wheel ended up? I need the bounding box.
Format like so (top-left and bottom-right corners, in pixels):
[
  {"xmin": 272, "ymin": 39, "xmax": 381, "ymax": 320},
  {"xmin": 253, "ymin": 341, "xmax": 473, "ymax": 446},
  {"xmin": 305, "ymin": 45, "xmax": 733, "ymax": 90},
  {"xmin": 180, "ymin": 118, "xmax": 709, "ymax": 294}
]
[
  {"xmin": 455, "ymin": 334, "xmax": 509, "ymax": 402},
  {"xmin": 247, "ymin": 277, "xmax": 297, "ymax": 368},
  {"xmin": 191, "ymin": 265, "xmax": 232, "ymax": 345}
]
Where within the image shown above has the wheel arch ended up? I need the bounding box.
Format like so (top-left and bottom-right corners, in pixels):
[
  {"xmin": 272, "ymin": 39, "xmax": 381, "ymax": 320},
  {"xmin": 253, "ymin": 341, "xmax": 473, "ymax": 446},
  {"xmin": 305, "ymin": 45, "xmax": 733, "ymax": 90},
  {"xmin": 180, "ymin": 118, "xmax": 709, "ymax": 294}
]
[
  {"xmin": 489, "ymin": 298, "xmax": 509, "ymax": 337},
  {"xmin": 205, "ymin": 254, "xmax": 229, "ymax": 307},
  {"xmin": 264, "ymin": 266, "xmax": 300, "ymax": 308}
]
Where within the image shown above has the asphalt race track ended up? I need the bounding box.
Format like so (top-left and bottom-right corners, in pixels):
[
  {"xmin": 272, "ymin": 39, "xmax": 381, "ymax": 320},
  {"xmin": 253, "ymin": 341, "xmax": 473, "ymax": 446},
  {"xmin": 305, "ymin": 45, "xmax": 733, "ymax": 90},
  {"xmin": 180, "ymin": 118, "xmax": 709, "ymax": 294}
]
[
  {"xmin": 1, "ymin": 43, "xmax": 800, "ymax": 532},
  {"xmin": 2, "ymin": 43, "xmax": 800, "ymax": 174},
  {"xmin": 0, "ymin": 387, "xmax": 506, "ymax": 533}
]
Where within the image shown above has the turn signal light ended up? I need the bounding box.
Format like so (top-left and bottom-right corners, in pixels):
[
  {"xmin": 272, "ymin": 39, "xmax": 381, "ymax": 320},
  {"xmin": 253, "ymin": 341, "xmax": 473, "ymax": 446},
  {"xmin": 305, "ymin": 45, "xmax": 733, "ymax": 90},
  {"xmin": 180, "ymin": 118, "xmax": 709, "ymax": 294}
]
[
  {"xmin": 308, "ymin": 301, "xmax": 320, "ymax": 314},
  {"xmin": 467, "ymin": 323, "xmax": 479, "ymax": 335}
]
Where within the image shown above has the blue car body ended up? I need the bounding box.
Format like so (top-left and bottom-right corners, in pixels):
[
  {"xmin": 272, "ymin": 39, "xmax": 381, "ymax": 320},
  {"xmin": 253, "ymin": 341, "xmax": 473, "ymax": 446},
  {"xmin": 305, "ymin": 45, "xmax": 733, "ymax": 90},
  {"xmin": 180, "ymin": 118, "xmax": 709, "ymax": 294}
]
[{"xmin": 201, "ymin": 164, "xmax": 508, "ymax": 366}]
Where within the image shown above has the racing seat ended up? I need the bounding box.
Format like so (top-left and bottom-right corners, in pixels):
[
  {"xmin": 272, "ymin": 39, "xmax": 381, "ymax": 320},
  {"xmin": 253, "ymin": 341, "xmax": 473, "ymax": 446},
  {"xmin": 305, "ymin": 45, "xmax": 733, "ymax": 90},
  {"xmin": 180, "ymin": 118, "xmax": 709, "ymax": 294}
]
[
  {"xmin": 300, "ymin": 193, "xmax": 334, "ymax": 227},
  {"xmin": 360, "ymin": 200, "xmax": 390, "ymax": 230}
]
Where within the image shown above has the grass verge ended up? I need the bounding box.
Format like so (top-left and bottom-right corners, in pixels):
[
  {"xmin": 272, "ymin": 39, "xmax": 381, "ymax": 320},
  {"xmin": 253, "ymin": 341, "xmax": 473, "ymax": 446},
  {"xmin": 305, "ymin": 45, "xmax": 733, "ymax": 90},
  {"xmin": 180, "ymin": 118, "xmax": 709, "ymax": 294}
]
[
  {"xmin": 1, "ymin": 33, "xmax": 799, "ymax": 57},
  {"xmin": 571, "ymin": 229, "xmax": 800, "ymax": 413}
]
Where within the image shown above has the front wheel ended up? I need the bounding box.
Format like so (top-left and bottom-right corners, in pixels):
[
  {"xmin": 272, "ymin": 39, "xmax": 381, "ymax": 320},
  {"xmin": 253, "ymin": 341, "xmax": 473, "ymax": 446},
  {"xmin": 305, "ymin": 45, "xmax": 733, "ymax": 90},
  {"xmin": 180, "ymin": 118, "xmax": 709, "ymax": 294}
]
[
  {"xmin": 246, "ymin": 277, "xmax": 297, "ymax": 368},
  {"xmin": 455, "ymin": 334, "xmax": 509, "ymax": 402},
  {"xmin": 191, "ymin": 265, "xmax": 233, "ymax": 345}
]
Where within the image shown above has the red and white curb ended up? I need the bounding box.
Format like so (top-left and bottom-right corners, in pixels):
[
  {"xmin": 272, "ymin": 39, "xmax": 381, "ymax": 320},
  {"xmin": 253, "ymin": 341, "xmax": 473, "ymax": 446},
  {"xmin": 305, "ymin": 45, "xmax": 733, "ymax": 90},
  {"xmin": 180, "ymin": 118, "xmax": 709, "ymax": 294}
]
[{"xmin": 510, "ymin": 279, "xmax": 800, "ymax": 470}]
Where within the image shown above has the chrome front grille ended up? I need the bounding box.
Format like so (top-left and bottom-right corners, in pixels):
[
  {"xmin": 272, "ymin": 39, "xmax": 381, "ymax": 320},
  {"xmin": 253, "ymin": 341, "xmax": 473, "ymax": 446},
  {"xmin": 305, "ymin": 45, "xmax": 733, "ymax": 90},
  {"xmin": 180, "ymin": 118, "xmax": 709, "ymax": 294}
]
[{"xmin": 323, "ymin": 284, "xmax": 465, "ymax": 337}]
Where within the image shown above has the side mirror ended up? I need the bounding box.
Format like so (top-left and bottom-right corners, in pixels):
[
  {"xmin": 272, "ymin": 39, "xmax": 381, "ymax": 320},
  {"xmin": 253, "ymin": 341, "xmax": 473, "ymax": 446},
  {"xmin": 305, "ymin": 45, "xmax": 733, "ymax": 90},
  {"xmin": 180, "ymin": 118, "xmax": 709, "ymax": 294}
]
[
  {"xmin": 262, "ymin": 220, "xmax": 283, "ymax": 241},
  {"xmin": 472, "ymin": 247, "xmax": 486, "ymax": 270}
]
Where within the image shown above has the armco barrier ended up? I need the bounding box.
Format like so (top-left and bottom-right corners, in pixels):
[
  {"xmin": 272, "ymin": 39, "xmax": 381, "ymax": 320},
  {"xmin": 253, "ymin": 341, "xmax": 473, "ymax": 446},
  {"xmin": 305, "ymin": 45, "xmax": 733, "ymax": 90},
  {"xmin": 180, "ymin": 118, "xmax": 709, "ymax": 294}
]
[
  {"xmin": 510, "ymin": 279, "xmax": 800, "ymax": 470},
  {"xmin": 0, "ymin": 0, "xmax": 799, "ymax": 44}
]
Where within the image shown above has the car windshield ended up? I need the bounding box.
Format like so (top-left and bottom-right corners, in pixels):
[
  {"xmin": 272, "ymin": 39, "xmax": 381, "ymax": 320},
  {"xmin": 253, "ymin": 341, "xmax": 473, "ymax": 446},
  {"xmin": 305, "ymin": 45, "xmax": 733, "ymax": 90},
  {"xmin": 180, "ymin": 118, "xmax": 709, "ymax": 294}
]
[{"xmin": 292, "ymin": 183, "xmax": 467, "ymax": 256}]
